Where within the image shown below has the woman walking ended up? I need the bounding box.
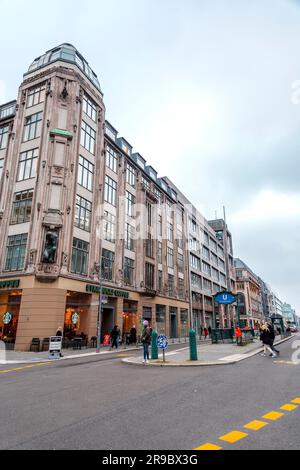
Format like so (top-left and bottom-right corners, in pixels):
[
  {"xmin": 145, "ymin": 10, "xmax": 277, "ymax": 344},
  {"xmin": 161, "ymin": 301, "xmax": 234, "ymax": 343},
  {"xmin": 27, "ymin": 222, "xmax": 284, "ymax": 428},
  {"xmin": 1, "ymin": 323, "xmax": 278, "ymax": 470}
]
[
  {"xmin": 141, "ymin": 320, "xmax": 152, "ymax": 365},
  {"xmin": 260, "ymin": 323, "xmax": 277, "ymax": 358}
]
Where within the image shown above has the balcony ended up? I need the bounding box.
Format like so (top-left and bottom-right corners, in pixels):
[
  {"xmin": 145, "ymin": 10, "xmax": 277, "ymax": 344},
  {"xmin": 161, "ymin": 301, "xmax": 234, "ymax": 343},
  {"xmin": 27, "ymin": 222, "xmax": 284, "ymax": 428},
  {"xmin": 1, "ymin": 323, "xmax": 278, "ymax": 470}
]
[{"xmin": 139, "ymin": 287, "xmax": 157, "ymax": 297}]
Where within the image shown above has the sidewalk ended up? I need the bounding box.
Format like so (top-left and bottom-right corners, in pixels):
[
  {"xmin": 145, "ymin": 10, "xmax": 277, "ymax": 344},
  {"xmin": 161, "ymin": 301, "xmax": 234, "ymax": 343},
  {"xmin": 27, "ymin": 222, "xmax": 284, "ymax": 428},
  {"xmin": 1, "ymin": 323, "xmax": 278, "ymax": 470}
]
[
  {"xmin": 122, "ymin": 335, "xmax": 295, "ymax": 367},
  {"xmin": 0, "ymin": 345, "xmax": 141, "ymax": 365}
]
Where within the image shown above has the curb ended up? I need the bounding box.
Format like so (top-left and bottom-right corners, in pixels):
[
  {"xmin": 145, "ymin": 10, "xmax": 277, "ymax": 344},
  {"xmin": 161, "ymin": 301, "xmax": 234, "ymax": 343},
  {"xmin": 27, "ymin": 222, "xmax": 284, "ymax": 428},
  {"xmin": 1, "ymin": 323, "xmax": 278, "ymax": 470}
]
[{"xmin": 121, "ymin": 335, "xmax": 295, "ymax": 367}]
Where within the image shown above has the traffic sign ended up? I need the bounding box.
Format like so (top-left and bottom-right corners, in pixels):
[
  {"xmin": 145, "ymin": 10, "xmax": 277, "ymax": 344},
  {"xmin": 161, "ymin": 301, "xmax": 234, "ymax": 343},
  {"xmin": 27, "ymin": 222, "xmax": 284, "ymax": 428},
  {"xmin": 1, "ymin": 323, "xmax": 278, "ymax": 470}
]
[
  {"xmin": 157, "ymin": 335, "xmax": 168, "ymax": 350},
  {"xmin": 214, "ymin": 291, "xmax": 236, "ymax": 305}
]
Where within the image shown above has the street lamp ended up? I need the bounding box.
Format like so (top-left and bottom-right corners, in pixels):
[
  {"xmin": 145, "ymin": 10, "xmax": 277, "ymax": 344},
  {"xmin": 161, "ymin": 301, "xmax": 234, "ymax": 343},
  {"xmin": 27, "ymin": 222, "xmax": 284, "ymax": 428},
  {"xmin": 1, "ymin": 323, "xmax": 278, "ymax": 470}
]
[{"xmin": 95, "ymin": 259, "xmax": 109, "ymax": 353}]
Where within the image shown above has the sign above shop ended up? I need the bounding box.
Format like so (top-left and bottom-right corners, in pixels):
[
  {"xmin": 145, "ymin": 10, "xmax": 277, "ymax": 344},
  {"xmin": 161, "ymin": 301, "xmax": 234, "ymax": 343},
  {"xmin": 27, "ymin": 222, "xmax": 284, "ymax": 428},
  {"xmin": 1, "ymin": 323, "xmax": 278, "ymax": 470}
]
[
  {"xmin": 0, "ymin": 279, "xmax": 20, "ymax": 290},
  {"xmin": 86, "ymin": 284, "xmax": 129, "ymax": 299},
  {"xmin": 72, "ymin": 312, "xmax": 79, "ymax": 325},
  {"xmin": 3, "ymin": 312, "xmax": 12, "ymax": 325}
]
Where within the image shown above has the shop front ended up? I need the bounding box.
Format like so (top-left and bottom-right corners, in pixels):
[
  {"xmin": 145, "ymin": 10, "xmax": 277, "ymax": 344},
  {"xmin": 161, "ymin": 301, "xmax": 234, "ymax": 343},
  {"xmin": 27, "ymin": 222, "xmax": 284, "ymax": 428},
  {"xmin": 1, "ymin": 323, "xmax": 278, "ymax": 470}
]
[{"xmin": 0, "ymin": 279, "xmax": 22, "ymax": 350}]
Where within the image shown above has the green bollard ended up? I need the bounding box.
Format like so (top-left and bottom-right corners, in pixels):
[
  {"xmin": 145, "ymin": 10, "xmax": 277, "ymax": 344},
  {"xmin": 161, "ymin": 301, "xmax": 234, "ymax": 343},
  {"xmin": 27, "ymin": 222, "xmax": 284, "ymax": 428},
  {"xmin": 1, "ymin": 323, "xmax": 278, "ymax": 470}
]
[
  {"xmin": 189, "ymin": 329, "xmax": 198, "ymax": 361},
  {"xmin": 151, "ymin": 330, "xmax": 158, "ymax": 360}
]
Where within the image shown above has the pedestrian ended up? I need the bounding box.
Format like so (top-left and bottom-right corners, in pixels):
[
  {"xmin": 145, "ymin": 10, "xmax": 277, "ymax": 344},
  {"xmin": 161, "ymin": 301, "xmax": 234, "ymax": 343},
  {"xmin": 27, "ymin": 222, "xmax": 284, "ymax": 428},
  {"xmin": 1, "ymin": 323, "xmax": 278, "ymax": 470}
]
[
  {"xmin": 110, "ymin": 325, "xmax": 120, "ymax": 350},
  {"xmin": 199, "ymin": 326, "xmax": 203, "ymax": 340},
  {"xmin": 208, "ymin": 325, "xmax": 212, "ymax": 338},
  {"xmin": 267, "ymin": 322, "xmax": 280, "ymax": 356},
  {"xmin": 259, "ymin": 323, "xmax": 277, "ymax": 358},
  {"xmin": 141, "ymin": 320, "xmax": 152, "ymax": 364},
  {"xmin": 55, "ymin": 326, "xmax": 63, "ymax": 357},
  {"xmin": 129, "ymin": 325, "xmax": 137, "ymax": 345},
  {"xmin": 203, "ymin": 327, "xmax": 208, "ymax": 340},
  {"xmin": 235, "ymin": 326, "xmax": 242, "ymax": 345}
]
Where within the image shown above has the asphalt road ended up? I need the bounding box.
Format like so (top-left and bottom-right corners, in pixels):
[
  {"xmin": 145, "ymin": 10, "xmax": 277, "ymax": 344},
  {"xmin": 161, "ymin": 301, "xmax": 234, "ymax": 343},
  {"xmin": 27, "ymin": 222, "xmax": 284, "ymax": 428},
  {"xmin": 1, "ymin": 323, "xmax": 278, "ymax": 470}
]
[{"xmin": 0, "ymin": 336, "xmax": 299, "ymax": 450}]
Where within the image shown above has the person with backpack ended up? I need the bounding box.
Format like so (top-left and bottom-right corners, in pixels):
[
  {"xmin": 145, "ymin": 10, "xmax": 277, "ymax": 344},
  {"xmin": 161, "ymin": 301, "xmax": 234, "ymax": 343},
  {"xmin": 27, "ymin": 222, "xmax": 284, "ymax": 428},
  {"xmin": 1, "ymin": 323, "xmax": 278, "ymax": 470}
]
[{"xmin": 141, "ymin": 320, "xmax": 152, "ymax": 364}]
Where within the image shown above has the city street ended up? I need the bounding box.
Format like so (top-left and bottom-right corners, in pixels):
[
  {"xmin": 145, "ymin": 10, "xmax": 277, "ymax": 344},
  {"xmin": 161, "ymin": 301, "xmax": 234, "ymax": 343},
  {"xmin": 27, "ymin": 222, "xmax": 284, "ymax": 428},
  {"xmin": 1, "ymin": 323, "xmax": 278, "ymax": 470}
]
[{"xmin": 0, "ymin": 336, "xmax": 299, "ymax": 450}]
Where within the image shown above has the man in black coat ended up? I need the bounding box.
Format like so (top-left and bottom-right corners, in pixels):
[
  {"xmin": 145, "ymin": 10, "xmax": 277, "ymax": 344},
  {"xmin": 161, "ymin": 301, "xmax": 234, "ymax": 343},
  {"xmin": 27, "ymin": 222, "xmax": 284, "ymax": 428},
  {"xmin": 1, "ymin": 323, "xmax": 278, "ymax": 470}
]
[{"xmin": 267, "ymin": 323, "xmax": 280, "ymax": 355}]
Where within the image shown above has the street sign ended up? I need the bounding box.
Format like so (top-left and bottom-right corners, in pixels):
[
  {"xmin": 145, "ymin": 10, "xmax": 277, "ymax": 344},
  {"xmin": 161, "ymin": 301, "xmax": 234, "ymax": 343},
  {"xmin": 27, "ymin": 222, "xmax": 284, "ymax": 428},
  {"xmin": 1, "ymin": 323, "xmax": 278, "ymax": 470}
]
[
  {"xmin": 48, "ymin": 336, "xmax": 62, "ymax": 360},
  {"xmin": 72, "ymin": 312, "xmax": 79, "ymax": 324},
  {"xmin": 214, "ymin": 291, "xmax": 236, "ymax": 305},
  {"xmin": 3, "ymin": 312, "xmax": 12, "ymax": 325},
  {"xmin": 157, "ymin": 335, "xmax": 168, "ymax": 350}
]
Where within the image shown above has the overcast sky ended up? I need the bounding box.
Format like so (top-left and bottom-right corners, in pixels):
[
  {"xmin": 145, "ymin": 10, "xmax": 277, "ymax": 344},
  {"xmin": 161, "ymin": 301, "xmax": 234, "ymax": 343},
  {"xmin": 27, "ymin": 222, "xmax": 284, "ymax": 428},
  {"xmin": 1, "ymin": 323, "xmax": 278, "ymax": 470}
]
[{"xmin": 1, "ymin": 0, "xmax": 299, "ymax": 314}]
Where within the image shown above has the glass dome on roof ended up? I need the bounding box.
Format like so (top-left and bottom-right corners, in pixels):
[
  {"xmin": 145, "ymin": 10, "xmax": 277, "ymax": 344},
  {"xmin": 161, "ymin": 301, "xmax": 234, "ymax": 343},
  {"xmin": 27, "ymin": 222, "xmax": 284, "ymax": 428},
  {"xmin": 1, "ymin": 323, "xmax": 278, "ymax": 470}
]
[{"xmin": 26, "ymin": 43, "xmax": 101, "ymax": 91}]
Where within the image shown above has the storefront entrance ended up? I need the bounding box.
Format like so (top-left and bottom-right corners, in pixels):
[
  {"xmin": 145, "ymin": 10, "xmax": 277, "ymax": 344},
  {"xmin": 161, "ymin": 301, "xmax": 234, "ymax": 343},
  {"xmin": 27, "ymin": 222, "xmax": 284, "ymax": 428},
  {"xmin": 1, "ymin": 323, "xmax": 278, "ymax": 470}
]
[
  {"xmin": 122, "ymin": 301, "xmax": 138, "ymax": 344},
  {"xmin": 169, "ymin": 307, "xmax": 177, "ymax": 338},
  {"xmin": 64, "ymin": 291, "xmax": 91, "ymax": 342},
  {"xmin": 101, "ymin": 307, "xmax": 114, "ymax": 341},
  {"xmin": 0, "ymin": 290, "xmax": 22, "ymax": 350}
]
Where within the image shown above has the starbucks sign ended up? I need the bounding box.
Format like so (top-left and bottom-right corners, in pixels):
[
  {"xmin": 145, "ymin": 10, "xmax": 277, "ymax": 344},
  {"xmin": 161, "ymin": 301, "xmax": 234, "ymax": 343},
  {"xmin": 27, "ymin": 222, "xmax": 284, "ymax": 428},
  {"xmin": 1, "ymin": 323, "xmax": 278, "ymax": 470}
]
[
  {"xmin": 3, "ymin": 312, "xmax": 12, "ymax": 325},
  {"xmin": 72, "ymin": 312, "xmax": 79, "ymax": 325}
]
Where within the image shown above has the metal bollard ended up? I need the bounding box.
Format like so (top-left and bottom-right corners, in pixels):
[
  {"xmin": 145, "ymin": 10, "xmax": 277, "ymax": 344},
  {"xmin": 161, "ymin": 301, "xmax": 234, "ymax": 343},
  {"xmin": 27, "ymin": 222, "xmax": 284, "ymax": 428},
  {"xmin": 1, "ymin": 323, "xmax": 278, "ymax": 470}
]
[
  {"xmin": 151, "ymin": 330, "xmax": 158, "ymax": 360},
  {"xmin": 189, "ymin": 329, "xmax": 198, "ymax": 361}
]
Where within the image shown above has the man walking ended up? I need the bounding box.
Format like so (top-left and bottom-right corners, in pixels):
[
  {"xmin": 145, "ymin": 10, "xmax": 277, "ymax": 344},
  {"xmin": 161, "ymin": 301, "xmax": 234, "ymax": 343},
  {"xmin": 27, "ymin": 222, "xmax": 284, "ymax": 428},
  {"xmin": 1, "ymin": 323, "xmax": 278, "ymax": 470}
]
[
  {"xmin": 110, "ymin": 325, "xmax": 120, "ymax": 350},
  {"xmin": 141, "ymin": 320, "xmax": 152, "ymax": 364},
  {"xmin": 267, "ymin": 322, "xmax": 280, "ymax": 356}
]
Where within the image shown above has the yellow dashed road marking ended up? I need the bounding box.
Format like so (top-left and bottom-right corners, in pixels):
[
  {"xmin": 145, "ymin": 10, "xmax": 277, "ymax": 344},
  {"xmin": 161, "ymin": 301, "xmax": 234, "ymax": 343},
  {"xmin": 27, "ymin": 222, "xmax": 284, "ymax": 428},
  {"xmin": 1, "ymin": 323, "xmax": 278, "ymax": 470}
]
[
  {"xmin": 244, "ymin": 420, "xmax": 269, "ymax": 431},
  {"xmin": 0, "ymin": 362, "xmax": 51, "ymax": 375},
  {"xmin": 291, "ymin": 398, "xmax": 300, "ymax": 404},
  {"xmin": 194, "ymin": 443, "xmax": 222, "ymax": 451},
  {"xmin": 280, "ymin": 404, "xmax": 298, "ymax": 412},
  {"xmin": 262, "ymin": 411, "xmax": 284, "ymax": 421},
  {"xmin": 219, "ymin": 430, "xmax": 248, "ymax": 443}
]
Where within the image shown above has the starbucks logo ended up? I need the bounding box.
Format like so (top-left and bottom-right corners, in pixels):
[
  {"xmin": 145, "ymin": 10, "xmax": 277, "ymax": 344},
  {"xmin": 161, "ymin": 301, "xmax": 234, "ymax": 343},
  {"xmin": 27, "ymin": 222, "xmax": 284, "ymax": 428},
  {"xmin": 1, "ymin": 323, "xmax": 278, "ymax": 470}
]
[
  {"xmin": 3, "ymin": 312, "xmax": 12, "ymax": 325},
  {"xmin": 72, "ymin": 312, "xmax": 79, "ymax": 325}
]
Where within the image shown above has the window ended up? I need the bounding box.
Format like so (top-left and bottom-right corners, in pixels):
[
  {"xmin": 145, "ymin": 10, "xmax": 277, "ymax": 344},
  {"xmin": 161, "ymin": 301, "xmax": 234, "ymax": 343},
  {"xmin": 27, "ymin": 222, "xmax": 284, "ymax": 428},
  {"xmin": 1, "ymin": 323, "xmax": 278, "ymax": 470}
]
[
  {"xmin": 126, "ymin": 191, "xmax": 135, "ymax": 217},
  {"xmin": 158, "ymin": 215, "xmax": 163, "ymax": 237},
  {"xmin": 125, "ymin": 223, "xmax": 135, "ymax": 251},
  {"xmin": 178, "ymin": 252, "xmax": 183, "ymax": 273},
  {"xmin": 157, "ymin": 242, "xmax": 162, "ymax": 264},
  {"xmin": 0, "ymin": 159, "xmax": 4, "ymax": 179},
  {"xmin": 147, "ymin": 201, "xmax": 152, "ymax": 226},
  {"xmin": 191, "ymin": 273, "xmax": 201, "ymax": 289},
  {"xmin": 11, "ymin": 189, "xmax": 33, "ymax": 225},
  {"xmin": 190, "ymin": 219, "xmax": 197, "ymax": 233},
  {"xmin": 146, "ymin": 233, "xmax": 153, "ymax": 258},
  {"xmin": 5, "ymin": 234, "xmax": 28, "ymax": 271},
  {"xmin": 124, "ymin": 257, "xmax": 134, "ymax": 286},
  {"xmin": 167, "ymin": 247, "xmax": 174, "ymax": 268},
  {"xmin": 23, "ymin": 112, "xmax": 42, "ymax": 141},
  {"xmin": 167, "ymin": 223, "xmax": 173, "ymax": 242},
  {"xmin": 189, "ymin": 237, "xmax": 199, "ymax": 252},
  {"xmin": 168, "ymin": 274, "xmax": 174, "ymax": 297},
  {"xmin": 80, "ymin": 121, "xmax": 96, "ymax": 154},
  {"xmin": 105, "ymin": 176, "xmax": 117, "ymax": 206},
  {"xmin": 101, "ymin": 249, "xmax": 114, "ymax": 281},
  {"xmin": 145, "ymin": 263, "xmax": 154, "ymax": 289},
  {"xmin": 190, "ymin": 254, "xmax": 201, "ymax": 271},
  {"xmin": 103, "ymin": 211, "xmax": 116, "ymax": 242},
  {"xmin": 17, "ymin": 148, "xmax": 38, "ymax": 181},
  {"xmin": 83, "ymin": 94, "xmax": 97, "ymax": 122},
  {"xmin": 106, "ymin": 145, "xmax": 118, "ymax": 173},
  {"xmin": 202, "ymin": 261, "xmax": 211, "ymax": 276},
  {"xmin": 142, "ymin": 176, "xmax": 150, "ymax": 190},
  {"xmin": 27, "ymin": 84, "xmax": 46, "ymax": 108},
  {"xmin": 210, "ymin": 238, "xmax": 217, "ymax": 252},
  {"xmin": 75, "ymin": 195, "xmax": 92, "ymax": 231},
  {"xmin": 178, "ymin": 278, "xmax": 185, "ymax": 299},
  {"xmin": 157, "ymin": 270, "xmax": 163, "ymax": 292},
  {"xmin": 202, "ymin": 245, "xmax": 210, "ymax": 259},
  {"xmin": 78, "ymin": 156, "xmax": 94, "ymax": 191},
  {"xmin": 219, "ymin": 258, "xmax": 225, "ymax": 271},
  {"xmin": 220, "ymin": 273, "xmax": 226, "ymax": 286},
  {"xmin": 154, "ymin": 188, "xmax": 162, "ymax": 204},
  {"xmin": 203, "ymin": 278, "xmax": 212, "ymax": 292},
  {"xmin": 0, "ymin": 125, "xmax": 9, "ymax": 149},
  {"xmin": 177, "ymin": 229, "xmax": 183, "ymax": 249},
  {"xmin": 71, "ymin": 238, "xmax": 89, "ymax": 275},
  {"xmin": 126, "ymin": 163, "xmax": 136, "ymax": 187},
  {"xmin": 211, "ymin": 252, "xmax": 218, "ymax": 266},
  {"xmin": 212, "ymin": 267, "xmax": 219, "ymax": 281}
]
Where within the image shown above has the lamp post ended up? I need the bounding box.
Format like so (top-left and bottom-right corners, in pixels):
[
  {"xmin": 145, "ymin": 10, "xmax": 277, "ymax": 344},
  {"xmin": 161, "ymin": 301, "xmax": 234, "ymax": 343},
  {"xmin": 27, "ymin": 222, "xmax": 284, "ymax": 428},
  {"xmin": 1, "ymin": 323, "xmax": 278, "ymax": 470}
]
[{"xmin": 95, "ymin": 259, "xmax": 109, "ymax": 354}]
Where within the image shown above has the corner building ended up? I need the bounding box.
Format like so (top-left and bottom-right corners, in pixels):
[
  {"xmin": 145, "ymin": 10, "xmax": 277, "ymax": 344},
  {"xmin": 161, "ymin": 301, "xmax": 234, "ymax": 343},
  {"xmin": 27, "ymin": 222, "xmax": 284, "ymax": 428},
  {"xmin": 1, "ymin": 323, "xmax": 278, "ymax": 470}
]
[{"xmin": 0, "ymin": 44, "xmax": 190, "ymax": 350}]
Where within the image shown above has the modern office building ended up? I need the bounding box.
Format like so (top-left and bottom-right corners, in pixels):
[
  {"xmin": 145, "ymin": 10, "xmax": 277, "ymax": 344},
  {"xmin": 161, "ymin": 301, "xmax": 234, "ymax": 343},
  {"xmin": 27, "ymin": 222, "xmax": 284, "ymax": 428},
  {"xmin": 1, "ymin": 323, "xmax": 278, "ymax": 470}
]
[
  {"xmin": 234, "ymin": 258, "xmax": 263, "ymax": 327},
  {"xmin": 163, "ymin": 179, "xmax": 235, "ymax": 331},
  {"xmin": 282, "ymin": 303, "xmax": 297, "ymax": 325},
  {"xmin": 0, "ymin": 44, "xmax": 192, "ymax": 351}
]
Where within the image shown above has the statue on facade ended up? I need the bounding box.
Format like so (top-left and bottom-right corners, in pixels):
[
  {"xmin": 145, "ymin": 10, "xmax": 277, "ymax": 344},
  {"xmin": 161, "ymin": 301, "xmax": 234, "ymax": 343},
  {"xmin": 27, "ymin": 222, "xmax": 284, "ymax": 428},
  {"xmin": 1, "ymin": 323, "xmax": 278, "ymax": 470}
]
[{"xmin": 42, "ymin": 231, "xmax": 58, "ymax": 263}]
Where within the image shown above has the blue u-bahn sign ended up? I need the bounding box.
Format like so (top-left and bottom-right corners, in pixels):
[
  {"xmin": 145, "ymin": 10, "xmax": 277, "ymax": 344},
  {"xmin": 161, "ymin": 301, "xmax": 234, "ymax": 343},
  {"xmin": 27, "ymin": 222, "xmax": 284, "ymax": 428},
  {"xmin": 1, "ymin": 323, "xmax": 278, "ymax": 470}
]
[{"xmin": 214, "ymin": 291, "xmax": 236, "ymax": 305}]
